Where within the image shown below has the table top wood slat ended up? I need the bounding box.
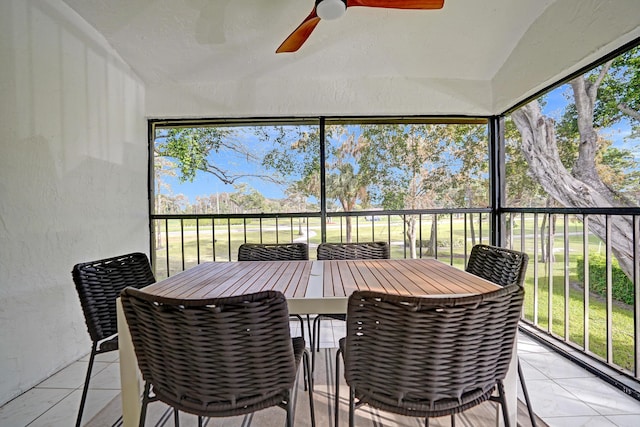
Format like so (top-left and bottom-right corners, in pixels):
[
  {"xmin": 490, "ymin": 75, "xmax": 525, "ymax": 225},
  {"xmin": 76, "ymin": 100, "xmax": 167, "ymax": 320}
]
[
  {"xmin": 346, "ymin": 260, "xmax": 387, "ymax": 294},
  {"xmin": 394, "ymin": 260, "xmax": 465, "ymax": 295},
  {"xmin": 324, "ymin": 260, "xmax": 345, "ymax": 297},
  {"xmin": 145, "ymin": 262, "xmax": 238, "ymax": 298},
  {"xmin": 138, "ymin": 258, "xmax": 499, "ymax": 308},
  {"xmin": 422, "ymin": 260, "xmax": 496, "ymax": 294},
  {"xmin": 360, "ymin": 259, "xmax": 419, "ymax": 295}
]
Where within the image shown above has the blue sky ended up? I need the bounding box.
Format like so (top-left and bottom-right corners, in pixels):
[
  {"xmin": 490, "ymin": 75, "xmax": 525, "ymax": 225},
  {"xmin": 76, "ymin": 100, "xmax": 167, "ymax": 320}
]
[
  {"xmin": 158, "ymin": 127, "xmax": 302, "ymax": 201},
  {"xmin": 542, "ymin": 85, "xmax": 639, "ymax": 156},
  {"xmin": 164, "ymin": 168, "xmax": 286, "ymax": 200}
]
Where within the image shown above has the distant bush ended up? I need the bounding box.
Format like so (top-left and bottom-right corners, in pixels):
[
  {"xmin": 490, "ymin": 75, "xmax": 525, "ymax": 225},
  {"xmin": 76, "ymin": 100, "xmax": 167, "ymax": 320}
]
[{"xmin": 576, "ymin": 254, "xmax": 634, "ymax": 305}]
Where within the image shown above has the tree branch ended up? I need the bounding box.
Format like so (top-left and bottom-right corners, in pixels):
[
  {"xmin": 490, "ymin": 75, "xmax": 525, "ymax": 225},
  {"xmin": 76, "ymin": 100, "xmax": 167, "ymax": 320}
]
[
  {"xmin": 589, "ymin": 60, "xmax": 613, "ymax": 99},
  {"xmin": 618, "ymin": 103, "xmax": 640, "ymax": 121}
]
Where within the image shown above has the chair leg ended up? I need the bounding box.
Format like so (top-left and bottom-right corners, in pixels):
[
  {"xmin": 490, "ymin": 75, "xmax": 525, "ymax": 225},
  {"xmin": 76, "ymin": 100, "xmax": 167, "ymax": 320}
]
[
  {"xmin": 306, "ymin": 314, "xmax": 313, "ymax": 348},
  {"xmin": 285, "ymin": 390, "xmax": 293, "ymax": 427},
  {"xmin": 198, "ymin": 416, "xmax": 203, "ymax": 427},
  {"xmin": 292, "ymin": 314, "xmax": 309, "ymax": 391},
  {"xmin": 518, "ymin": 359, "xmax": 538, "ymax": 427},
  {"xmin": 348, "ymin": 387, "xmax": 355, "ymax": 427},
  {"xmin": 335, "ymin": 348, "xmax": 342, "ymax": 427},
  {"xmin": 311, "ymin": 315, "xmax": 321, "ymax": 374},
  {"xmin": 303, "ymin": 350, "xmax": 316, "ymax": 427},
  {"xmin": 313, "ymin": 315, "xmax": 322, "ymax": 352},
  {"xmin": 292, "ymin": 314, "xmax": 305, "ymax": 340},
  {"xmin": 173, "ymin": 408, "xmax": 180, "ymax": 426},
  {"xmin": 450, "ymin": 413, "xmax": 456, "ymax": 427},
  {"xmin": 496, "ymin": 380, "xmax": 511, "ymax": 427},
  {"xmin": 139, "ymin": 383, "xmax": 151, "ymax": 427},
  {"xmin": 75, "ymin": 342, "xmax": 98, "ymax": 427}
]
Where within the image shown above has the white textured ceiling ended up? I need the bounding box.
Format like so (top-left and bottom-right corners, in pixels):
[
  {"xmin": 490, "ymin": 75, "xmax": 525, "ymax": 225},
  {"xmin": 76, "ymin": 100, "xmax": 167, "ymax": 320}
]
[{"xmin": 61, "ymin": 0, "xmax": 640, "ymax": 118}]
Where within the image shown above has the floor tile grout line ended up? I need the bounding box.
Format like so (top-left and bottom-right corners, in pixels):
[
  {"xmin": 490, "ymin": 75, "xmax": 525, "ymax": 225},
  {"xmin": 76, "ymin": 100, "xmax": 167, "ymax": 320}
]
[{"xmin": 3, "ymin": 331, "xmax": 639, "ymax": 426}]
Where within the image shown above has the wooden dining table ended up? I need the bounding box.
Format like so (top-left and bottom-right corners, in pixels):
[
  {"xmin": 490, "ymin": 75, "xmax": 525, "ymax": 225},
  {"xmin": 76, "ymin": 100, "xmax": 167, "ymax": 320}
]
[{"xmin": 116, "ymin": 258, "xmax": 518, "ymax": 426}]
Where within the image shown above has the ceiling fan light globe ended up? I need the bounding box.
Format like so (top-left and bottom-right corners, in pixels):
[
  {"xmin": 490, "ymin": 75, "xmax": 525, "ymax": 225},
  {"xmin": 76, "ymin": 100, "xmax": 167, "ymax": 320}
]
[{"xmin": 316, "ymin": 0, "xmax": 347, "ymax": 20}]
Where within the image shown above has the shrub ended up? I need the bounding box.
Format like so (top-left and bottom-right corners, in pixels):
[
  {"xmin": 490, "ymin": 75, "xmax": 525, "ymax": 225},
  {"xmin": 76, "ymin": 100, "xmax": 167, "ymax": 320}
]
[{"xmin": 576, "ymin": 254, "xmax": 635, "ymax": 305}]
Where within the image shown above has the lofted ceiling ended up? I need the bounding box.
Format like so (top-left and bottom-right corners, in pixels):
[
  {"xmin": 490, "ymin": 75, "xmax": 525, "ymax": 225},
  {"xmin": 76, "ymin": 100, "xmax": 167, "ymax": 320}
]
[{"xmin": 60, "ymin": 0, "xmax": 640, "ymax": 118}]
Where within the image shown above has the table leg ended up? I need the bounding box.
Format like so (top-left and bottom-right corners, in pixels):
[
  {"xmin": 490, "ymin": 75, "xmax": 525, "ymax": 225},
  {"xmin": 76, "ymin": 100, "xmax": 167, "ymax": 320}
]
[
  {"xmin": 497, "ymin": 337, "xmax": 518, "ymax": 427},
  {"xmin": 116, "ymin": 298, "xmax": 141, "ymax": 427}
]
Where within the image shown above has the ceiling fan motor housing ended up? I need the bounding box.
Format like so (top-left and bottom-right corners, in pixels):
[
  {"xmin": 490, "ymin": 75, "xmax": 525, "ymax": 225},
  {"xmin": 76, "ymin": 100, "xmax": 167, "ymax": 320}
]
[{"xmin": 316, "ymin": 0, "xmax": 347, "ymax": 20}]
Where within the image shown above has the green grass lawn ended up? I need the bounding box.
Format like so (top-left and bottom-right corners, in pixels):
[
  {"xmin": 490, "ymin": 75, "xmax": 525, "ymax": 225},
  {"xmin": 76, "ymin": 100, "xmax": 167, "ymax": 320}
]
[
  {"xmin": 522, "ymin": 272, "xmax": 635, "ymax": 371},
  {"xmin": 152, "ymin": 213, "xmax": 638, "ymax": 373}
]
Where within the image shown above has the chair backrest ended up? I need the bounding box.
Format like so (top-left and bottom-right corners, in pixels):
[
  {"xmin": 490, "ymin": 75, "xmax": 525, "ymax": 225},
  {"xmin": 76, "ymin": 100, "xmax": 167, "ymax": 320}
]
[
  {"xmin": 120, "ymin": 289, "xmax": 298, "ymax": 416},
  {"xmin": 317, "ymin": 242, "xmax": 390, "ymax": 260},
  {"xmin": 465, "ymin": 244, "xmax": 529, "ymax": 288},
  {"xmin": 238, "ymin": 242, "xmax": 309, "ymax": 261},
  {"xmin": 343, "ymin": 286, "xmax": 524, "ymax": 410},
  {"xmin": 72, "ymin": 252, "xmax": 155, "ymax": 343}
]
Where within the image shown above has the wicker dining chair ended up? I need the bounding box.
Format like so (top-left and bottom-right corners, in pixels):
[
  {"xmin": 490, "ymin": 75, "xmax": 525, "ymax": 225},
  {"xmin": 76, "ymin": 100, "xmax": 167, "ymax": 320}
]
[
  {"xmin": 313, "ymin": 242, "xmax": 390, "ymax": 368},
  {"xmin": 238, "ymin": 242, "xmax": 309, "ymax": 261},
  {"xmin": 466, "ymin": 244, "xmax": 529, "ymax": 289},
  {"xmin": 334, "ymin": 286, "xmax": 525, "ymax": 427},
  {"xmin": 465, "ymin": 244, "xmax": 537, "ymax": 426},
  {"xmin": 238, "ymin": 242, "xmax": 312, "ymax": 372},
  {"xmin": 120, "ymin": 289, "xmax": 315, "ymax": 427},
  {"xmin": 72, "ymin": 252, "xmax": 155, "ymax": 427},
  {"xmin": 316, "ymin": 241, "xmax": 390, "ymax": 261}
]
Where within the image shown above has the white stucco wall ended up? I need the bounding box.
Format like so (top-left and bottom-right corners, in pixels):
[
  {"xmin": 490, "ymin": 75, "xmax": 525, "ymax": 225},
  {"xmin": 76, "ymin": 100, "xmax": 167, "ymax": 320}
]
[
  {"xmin": 0, "ymin": 0, "xmax": 148, "ymax": 405},
  {"xmin": 492, "ymin": 0, "xmax": 640, "ymax": 113},
  {"xmin": 145, "ymin": 76, "xmax": 493, "ymax": 119}
]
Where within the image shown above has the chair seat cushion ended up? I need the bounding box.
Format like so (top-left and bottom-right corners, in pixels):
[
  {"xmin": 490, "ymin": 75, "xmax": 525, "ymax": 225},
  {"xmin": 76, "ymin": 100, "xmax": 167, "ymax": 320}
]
[
  {"xmin": 322, "ymin": 313, "xmax": 346, "ymax": 321},
  {"xmin": 98, "ymin": 335, "xmax": 119, "ymax": 353},
  {"xmin": 356, "ymin": 386, "xmax": 495, "ymax": 418}
]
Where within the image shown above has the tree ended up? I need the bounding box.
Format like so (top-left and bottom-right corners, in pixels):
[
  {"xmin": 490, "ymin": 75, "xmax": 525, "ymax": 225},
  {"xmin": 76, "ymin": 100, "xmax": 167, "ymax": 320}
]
[
  {"xmin": 284, "ymin": 182, "xmax": 309, "ymax": 234},
  {"xmin": 260, "ymin": 126, "xmax": 321, "ymax": 214},
  {"xmin": 155, "ymin": 126, "xmax": 284, "ymax": 185},
  {"xmin": 511, "ymin": 47, "xmax": 640, "ymax": 279},
  {"xmin": 154, "ymin": 157, "xmax": 178, "ymax": 215},
  {"xmin": 326, "ymin": 162, "xmax": 368, "ymax": 242},
  {"xmin": 262, "ymin": 125, "xmax": 370, "ymax": 242},
  {"xmin": 445, "ymin": 125, "xmax": 491, "ymax": 246},
  {"xmin": 229, "ymin": 183, "xmax": 266, "ymax": 213},
  {"xmin": 325, "ymin": 127, "xmax": 371, "ymax": 242},
  {"xmin": 360, "ymin": 124, "xmax": 478, "ymax": 258}
]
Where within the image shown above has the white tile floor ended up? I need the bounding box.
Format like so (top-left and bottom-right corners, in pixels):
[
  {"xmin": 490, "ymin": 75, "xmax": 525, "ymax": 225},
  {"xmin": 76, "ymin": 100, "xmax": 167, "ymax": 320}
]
[{"xmin": 2, "ymin": 320, "xmax": 640, "ymax": 426}]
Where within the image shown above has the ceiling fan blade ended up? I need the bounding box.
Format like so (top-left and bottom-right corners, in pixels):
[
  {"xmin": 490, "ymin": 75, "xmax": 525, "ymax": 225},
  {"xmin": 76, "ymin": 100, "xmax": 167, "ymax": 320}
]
[
  {"xmin": 276, "ymin": 9, "xmax": 321, "ymax": 53},
  {"xmin": 347, "ymin": 0, "xmax": 444, "ymax": 9}
]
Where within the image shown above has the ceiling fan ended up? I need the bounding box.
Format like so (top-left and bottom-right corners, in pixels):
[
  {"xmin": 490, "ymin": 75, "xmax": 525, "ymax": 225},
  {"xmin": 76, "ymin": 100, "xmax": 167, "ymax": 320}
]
[{"xmin": 276, "ymin": 0, "xmax": 445, "ymax": 53}]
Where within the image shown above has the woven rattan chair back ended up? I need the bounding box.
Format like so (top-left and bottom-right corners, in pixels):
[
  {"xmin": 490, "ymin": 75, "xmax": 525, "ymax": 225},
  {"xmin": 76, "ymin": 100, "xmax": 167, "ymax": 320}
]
[
  {"xmin": 238, "ymin": 242, "xmax": 309, "ymax": 261},
  {"xmin": 316, "ymin": 242, "xmax": 390, "ymax": 260},
  {"xmin": 121, "ymin": 289, "xmax": 315, "ymax": 425},
  {"xmin": 465, "ymin": 244, "xmax": 538, "ymax": 426},
  {"xmin": 466, "ymin": 244, "xmax": 529, "ymax": 288},
  {"xmin": 73, "ymin": 252, "xmax": 155, "ymax": 342},
  {"xmin": 312, "ymin": 241, "xmax": 391, "ymax": 360},
  {"xmin": 341, "ymin": 286, "xmax": 524, "ymax": 425},
  {"xmin": 71, "ymin": 252, "xmax": 154, "ymax": 427},
  {"xmin": 237, "ymin": 242, "xmax": 310, "ymax": 354}
]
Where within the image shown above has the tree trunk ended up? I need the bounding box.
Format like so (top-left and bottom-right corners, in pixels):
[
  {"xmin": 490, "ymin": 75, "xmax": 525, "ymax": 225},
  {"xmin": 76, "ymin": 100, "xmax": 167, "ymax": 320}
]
[
  {"xmin": 405, "ymin": 215, "xmax": 418, "ymax": 259},
  {"xmin": 155, "ymin": 225, "xmax": 163, "ymax": 250},
  {"xmin": 345, "ymin": 216, "xmax": 353, "ymax": 243},
  {"xmin": 424, "ymin": 217, "xmax": 437, "ymax": 256},
  {"xmin": 511, "ymin": 82, "xmax": 636, "ymax": 279},
  {"xmin": 463, "ymin": 184, "xmax": 477, "ymax": 246},
  {"xmin": 540, "ymin": 213, "xmax": 548, "ymax": 262},
  {"xmin": 469, "ymin": 212, "xmax": 476, "ymax": 246}
]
